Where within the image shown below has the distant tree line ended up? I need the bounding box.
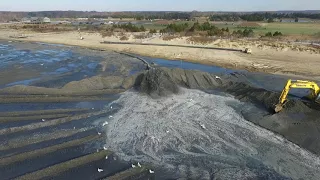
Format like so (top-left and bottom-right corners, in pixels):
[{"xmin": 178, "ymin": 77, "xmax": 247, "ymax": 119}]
[
  {"xmin": 160, "ymin": 23, "xmax": 189, "ymax": 33},
  {"xmin": 159, "ymin": 22, "xmax": 254, "ymax": 37},
  {"xmin": 112, "ymin": 22, "xmax": 146, "ymax": 32},
  {"xmin": 210, "ymin": 12, "xmax": 320, "ymax": 21},
  {"xmin": 110, "ymin": 12, "xmax": 192, "ymax": 20},
  {"xmin": 1, "ymin": 11, "xmax": 320, "ymax": 23}
]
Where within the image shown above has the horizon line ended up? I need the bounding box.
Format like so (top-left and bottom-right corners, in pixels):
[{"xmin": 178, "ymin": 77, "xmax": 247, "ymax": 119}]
[{"xmin": 1, "ymin": 9, "xmax": 320, "ymax": 13}]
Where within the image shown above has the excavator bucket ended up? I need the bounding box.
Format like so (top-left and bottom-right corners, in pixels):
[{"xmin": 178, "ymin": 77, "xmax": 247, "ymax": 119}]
[{"xmin": 274, "ymin": 104, "xmax": 284, "ymax": 113}]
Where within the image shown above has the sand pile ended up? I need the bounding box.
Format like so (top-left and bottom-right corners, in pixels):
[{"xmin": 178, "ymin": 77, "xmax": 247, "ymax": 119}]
[
  {"xmin": 0, "ymin": 66, "xmax": 312, "ymax": 114},
  {"xmin": 139, "ymin": 68, "xmax": 179, "ymax": 98}
]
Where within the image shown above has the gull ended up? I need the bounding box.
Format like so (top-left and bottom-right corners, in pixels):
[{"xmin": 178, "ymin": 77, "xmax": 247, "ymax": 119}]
[
  {"xmin": 41, "ymin": 119, "xmax": 46, "ymax": 122},
  {"xmin": 149, "ymin": 169, "xmax": 155, "ymax": 174},
  {"xmin": 137, "ymin": 162, "xmax": 141, "ymax": 167},
  {"xmin": 105, "ymin": 156, "xmax": 108, "ymax": 159},
  {"xmin": 98, "ymin": 132, "xmax": 102, "ymax": 135},
  {"xmin": 166, "ymin": 130, "xmax": 169, "ymax": 133},
  {"xmin": 91, "ymin": 107, "xmax": 95, "ymax": 110},
  {"xmin": 103, "ymin": 146, "xmax": 108, "ymax": 150},
  {"xmin": 131, "ymin": 164, "xmax": 136, "ymax": 168},
  {"xmin": 109, "ymin": 115, "xmax": 113, "ymax": 118},
  {"xmin": 40, "ymin": 63, "xmax": 44, "ymax": 66},
  {"xmin": 102, "ymin": 121, "xmax": 108, "ymax": 126},
  {"xmin": 110, "ymin": 106, "xmax": 113, "ymax": 109},
  {"xmin": 200, "ymin": 124, "xmax": 206, "ymax": 129},
  {"xmin": 97, "ymin": 168, "xmax": 104, "ymax": 172},
  {"xmin": 215, "ymin": 76, "xmax": 221, "ymax": 79}
]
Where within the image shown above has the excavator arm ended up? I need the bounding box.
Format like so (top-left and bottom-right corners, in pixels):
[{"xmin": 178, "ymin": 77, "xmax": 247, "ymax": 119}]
[{"xmin": 274, "ymin": 79, "xmax": 320, "ymax": 113}]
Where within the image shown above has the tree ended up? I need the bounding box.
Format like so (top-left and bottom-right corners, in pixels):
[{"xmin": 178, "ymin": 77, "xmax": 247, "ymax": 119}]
[
  {"xmin": 267, "ymin": 18, "xmax": 274, "ymax": 23},
  {"xmin": 149, "ymin": 29, "xmax": 157, "ymax": 34},
  {"xmin": 273, "ymin": 31, "xmax": 283, "ymax": 36},
  {"xmin": 265, "ymin": 32, "xmax": 273, "ymax": 37},
  {"xmin": 140, "ymin": 25, "xmax": 146, "ymax": 32}
]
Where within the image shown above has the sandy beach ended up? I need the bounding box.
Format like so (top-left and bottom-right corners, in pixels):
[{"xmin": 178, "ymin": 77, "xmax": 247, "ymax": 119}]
[{"xmin": 0, "ymin": 28, "xmax": 320, "ymax": 80}]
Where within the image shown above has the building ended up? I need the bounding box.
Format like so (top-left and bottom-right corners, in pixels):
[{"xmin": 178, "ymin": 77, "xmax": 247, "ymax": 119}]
[
  {"xmin": 105, "ymin": 21, "xmax": 114, "ymax": 25},
  {"xmin": 21, "ymin": 17, "xmax": 51, "ymax": 24},
  {"xmin": 43, "ymin": 17, "xmax": 51, "ymax": 23},
  {"xmin": 21, "ymin": 17, "xmax": 31, "ymax": 23}
]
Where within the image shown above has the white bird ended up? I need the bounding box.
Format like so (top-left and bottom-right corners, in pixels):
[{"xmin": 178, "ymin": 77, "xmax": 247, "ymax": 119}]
[
  {"xmin": 97, "ymin": 168, "xmax": 104, "ymax": 172},
  {"xmin": 200, "ymin": 124, "xmax": 206, "ymax": 129},
  {"xmin": 98, "ymin": 132, "xmax": 102, "ymax": 135},
  {"xmin": 41, "ymin": 119, "xmax": 46, "ymax": 122},
  {"xmin": 138, "ymin": 162, "xmax": 141, "ymax": 167},
  {"xmin": 166, "ymin": 130, "xmax": 169, "ymax": 133},
  {"xmin": 91, "ymin": 107, "xmax": 95, "ymax": 110},
  {"xmin": 105, "ymin": 156, "xmax": 108, "ymax": 159},
  {"xmin": 40, "ymin": 63, "xmax": 44, "ymax": 66},
  {"xmin": 103, "ymin": 146, "xmax": 108, "ymax": 150},
  {"xmin": 215, "ymin": 75, "xmax": 221, "ymax": 79},
  {"xmin": 131, "ymin": 164, "xmax": 136, "ymax": 168},
  {"xmin": 109, "ymin": 115, "xmax": 113, "ymax": 118},
  {"xmin": 102, "ymin": 121, "xmax": 108, "ymax": 126},
  {"xmin": 110, "ymin": 106, "xmax": 113, "ymax": 109},
  {"xmin": 149, "ymin": 169, "xmax": 155, "ymax": 174},
  {"xmin": 73, "ymin": 127, "xmax": 76, "ymax": 130}
]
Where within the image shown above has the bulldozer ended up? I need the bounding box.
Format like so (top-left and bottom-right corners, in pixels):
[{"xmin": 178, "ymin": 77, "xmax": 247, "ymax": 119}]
[{"xmin": 274, "ymin": 79, "xmax": 320, "ymax": 113}]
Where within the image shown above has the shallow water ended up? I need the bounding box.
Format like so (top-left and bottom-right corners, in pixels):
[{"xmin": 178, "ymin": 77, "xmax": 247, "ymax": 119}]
[{"xmin": 0, "ymin": 41, "xmax": 144, "ymax": 88}]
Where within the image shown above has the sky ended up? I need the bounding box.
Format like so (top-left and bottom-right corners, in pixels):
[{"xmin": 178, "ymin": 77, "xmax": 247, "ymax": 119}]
[{"xmin": 0, "ymin": 0, "xmax": 319, "ymax": 12}]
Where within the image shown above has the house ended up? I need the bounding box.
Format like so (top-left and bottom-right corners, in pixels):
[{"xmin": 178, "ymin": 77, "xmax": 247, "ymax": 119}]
[
  {"xmin": 105, "ymin": 21, "xmax": 114, "ymax": 25},
  {"xmin": 21, "ymin": 17, "xmax": 31, "ymax": 23},
  {"xmin": 21, "ymin": 17, "xmax": 51, "ymax": 24},
  {"xmin": 43, "ymin": 17, "xmax": 51, "ymax": 23},
  {"xmin": 30, "ymin": 17, "xmax": 41, "ymax": 23}
]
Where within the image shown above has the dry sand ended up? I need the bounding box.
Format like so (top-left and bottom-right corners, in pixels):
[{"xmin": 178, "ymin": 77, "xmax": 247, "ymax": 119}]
[{"xmin": 1, "ymin": 28, "xmax": 320, "ymax": 80}]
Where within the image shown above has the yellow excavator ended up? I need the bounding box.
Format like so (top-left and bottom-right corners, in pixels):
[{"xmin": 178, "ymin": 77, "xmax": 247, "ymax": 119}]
[{"xmin": 274, "ymin": 79, "xmax": 320, "ymax": 113}]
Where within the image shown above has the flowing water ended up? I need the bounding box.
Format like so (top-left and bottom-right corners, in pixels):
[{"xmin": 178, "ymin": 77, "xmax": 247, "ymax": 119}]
[{"xmin": 104, "ymin": 88, "xmax": 320, "ymax": 179}]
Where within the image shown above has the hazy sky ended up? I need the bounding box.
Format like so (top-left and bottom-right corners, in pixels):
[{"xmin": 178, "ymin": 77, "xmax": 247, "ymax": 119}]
[{"xmin": 1, "ymin": 0, "xmax": 319, "ymax": 11}]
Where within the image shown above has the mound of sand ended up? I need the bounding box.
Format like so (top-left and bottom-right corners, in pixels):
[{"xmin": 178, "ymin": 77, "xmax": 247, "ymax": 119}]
[{"xmin": 139, "ymin": 68, "xmax": 179, "ymax": 98}]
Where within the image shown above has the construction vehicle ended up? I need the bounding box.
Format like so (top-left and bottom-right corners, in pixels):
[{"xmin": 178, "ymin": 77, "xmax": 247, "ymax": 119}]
[{"xmin": 274, "ymin": 79, "xmax": 320, "ymax": 113}]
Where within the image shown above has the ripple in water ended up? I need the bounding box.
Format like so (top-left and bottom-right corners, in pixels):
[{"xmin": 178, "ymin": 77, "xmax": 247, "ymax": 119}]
[{"xmin": 104, "ymin": 88, "xmax": 320, "ymax": 179}]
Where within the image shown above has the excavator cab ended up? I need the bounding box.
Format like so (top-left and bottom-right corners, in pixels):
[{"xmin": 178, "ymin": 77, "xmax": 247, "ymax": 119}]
[{"xmin": 274, "ymin": 79, "xmax": 320, "ymax": 113}]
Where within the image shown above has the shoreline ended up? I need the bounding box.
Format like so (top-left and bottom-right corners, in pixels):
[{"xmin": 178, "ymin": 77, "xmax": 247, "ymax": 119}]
[{"xmin": 1, "ymin": 30, "xmax": 320, "ymax": 80}]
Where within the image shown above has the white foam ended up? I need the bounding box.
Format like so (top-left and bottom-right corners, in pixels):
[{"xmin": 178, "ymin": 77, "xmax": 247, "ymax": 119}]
[{"xmin": 104, "ymin": 88, "xmax": 320, "ymax": 179}]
